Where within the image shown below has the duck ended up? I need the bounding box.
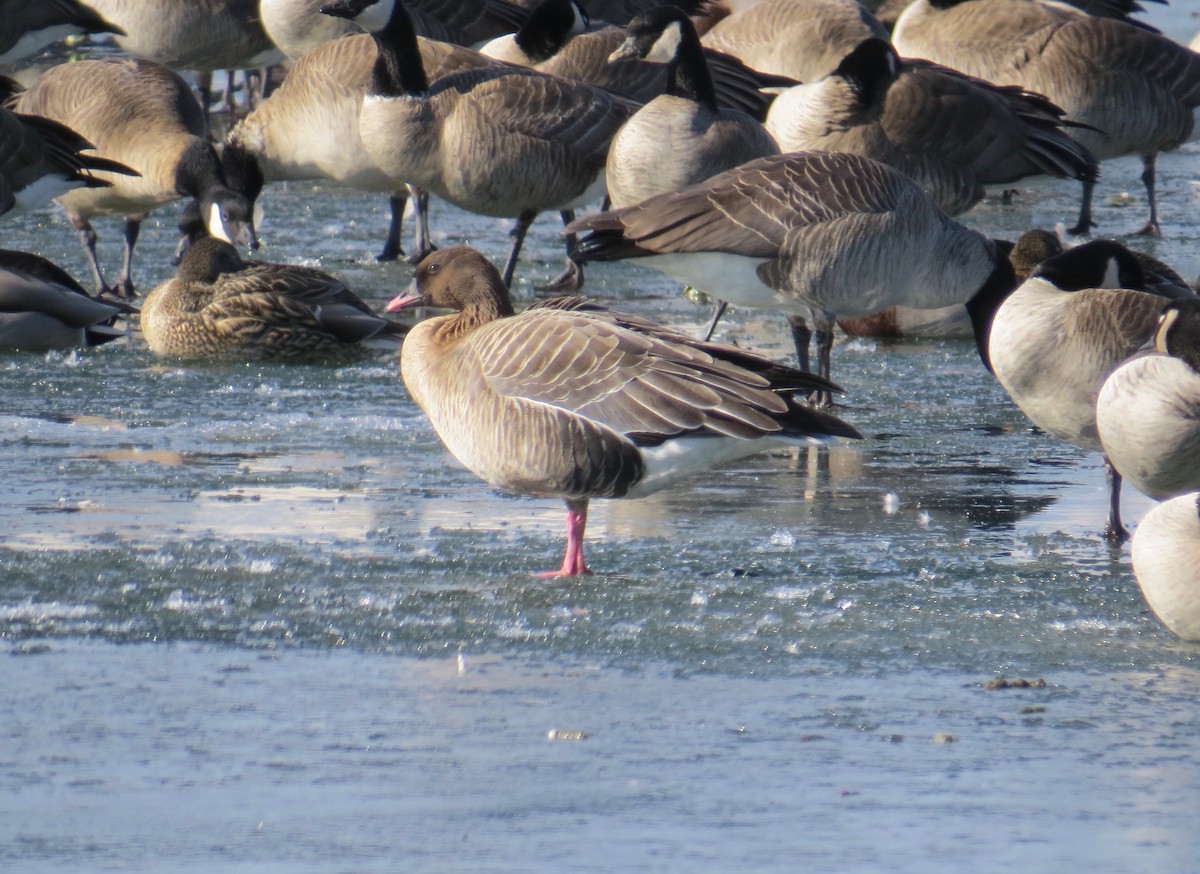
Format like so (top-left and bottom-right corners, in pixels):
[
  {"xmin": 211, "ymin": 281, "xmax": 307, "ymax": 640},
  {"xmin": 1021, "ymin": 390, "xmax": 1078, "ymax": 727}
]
[
  {"xmin": 567, "ymin": 150, "xmax": 1016, "ymax": 401},
  {"xmin": 0, "ymin": 96, "xmax": 139, "ymax": 219},
  {"xmin": 965, "ymin": 239, "xmax": 1171, "ymax": 540},
  {"xmin": 140, "ymin": 236, "xmax": 404, "ymax": 361},
  {"xmin": 1131, "ymin": 492, "xmax": 1200, "ymax": 641},
  {"xmin": 262, "ymin": 0, "xmax": 529, "ymax": 59},
  {"xmin": 700, "ymin": 0, "xmax": 890, "ymax": 83},
  {"xmin": 321, "ymin": 0, "xmax": 637, "ymax": 291},
  {"xmin": 220, "ymin": 32, "xmax": 502, "ymax": 264},
  {"xmin": 388, "ymin": 245, "xmax": 861, "ymax": 577},
  {"xmin": 0, "ymin": 0, "xmax": 124, "ymax": 64},
  {"xmin": 13, "ymin": 58, "xmax": 258, "ymax": 300},
  {"xmin": 479, "ymin": 0, "xmax": 792, "ymax": 120},
  {"xmin": 1096, "ymin": 298, "xmax": 1200, "ymax": 502},
  {"xmin": 892, "ymin": 0, "xmax": 1200, "ymax": 235},
  {"xmin": 764, "ymin": 38, "xmax": 1099, "ymax": 218},
  {"xmin": 0, "ymin": 249, "xmax": 136, "ymax": 351}
]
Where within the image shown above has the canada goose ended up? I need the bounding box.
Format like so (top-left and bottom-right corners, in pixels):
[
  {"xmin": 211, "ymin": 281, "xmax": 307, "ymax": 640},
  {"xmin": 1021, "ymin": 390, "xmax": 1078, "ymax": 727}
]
[
  {"xmin": 389, "ymin": 245, "xmax": 861, "ymax": 576},
  {"xmin": 0, "ymin": 99, "xmax": 138, "ymax": 218},
  {"xmin": 480, "ymin": 0, "xmax": 791, "ymax": 119},
  {"xmin": 140, "ymin": 236, "xmax": 404, "ymax": 360},
  {"xmin": 221, "ymin": 32, "xmax": 501, "ymax": 264},
  {"xmin": 966, "ymin": 239, "xmax": 1170, "ymax": 540},
  {"xmin": 892, "ymin": 0, "xmax": 1200, "ymax": 235},
  {"xmin": 567, "ymin": 151, "xmax": 1015, "ymax": 400},
  {"xmin": 14, "ymin": 58, "xmax": 258, "ymax": 299},
  {"xmin": 765, "ymin": 39, "xmax": 1099, "ymax": 217},
  {"xmin": 321, "ymin": 0, "xmax": 637, "ymax": 290},
  {"xmin": 700, "ymin": 0, "xmax": 890, "ymax": 83},
  {"xmin": 261, "ymin": 0, "xmax": 531, "ymax": 60},
  {"xmin": 1096, "ymin": 299, "xmax": 1200, "ymax": 502},
  {"xmin": 0, "ymin": 249, "xmax": 136, "ymax": 350},
  {"xmin": 0, "ymin": 0, "xmax": 124, "ymax": 64},
  {"xmin": 1131, "ymin": 492, "xmax": 1200, "ymax": 641}
]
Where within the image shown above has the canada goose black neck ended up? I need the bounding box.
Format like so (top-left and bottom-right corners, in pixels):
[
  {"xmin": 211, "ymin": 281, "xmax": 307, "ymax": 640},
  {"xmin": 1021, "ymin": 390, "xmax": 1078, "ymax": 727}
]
[
  {"xmin": 372, "ymin": 1, "xmax": 428, "ymax": 96},
  {"xmin": 219, "ymin": 137, "xmax": 266, "ymax": 205},
  {"xmin": 964, "ymin": 242, "xmax": 1017, "ymax": 373},
  {"xmin": 515, "ymin": 0, "xmax": 584, "ymax": 65},
  {"xmin": 835, "ymin": 38, "xmax": 899, "ymax": 110},
  {"xmin": 174, "ymin": 139, "xmax": 226, "ymax": 200},
  {"xmin": 1034, "ymin": 240, "xmax": 1146, "ymax": 292},
  {"xmin": 1156, "ymin": 299, "xmax": 1200, "ymax": 372}
]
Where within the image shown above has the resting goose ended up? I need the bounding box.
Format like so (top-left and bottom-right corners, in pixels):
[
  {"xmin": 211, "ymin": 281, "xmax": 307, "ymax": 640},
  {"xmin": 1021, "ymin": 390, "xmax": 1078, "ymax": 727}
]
[
  {"xmin": 0, "ymin": 99, "xmax": 138, "ymax": 219},
  {"xmin": 0, "ymin": 249, "xmax": 136, "ymax": 351},
  {"xmin": 14, "ymin": 58, "xmax": 258, "ymax": 300},
  {"xmin": 389, "ymin": 245, "xmax": 861, "ymax": 577},
  {"xmin": 966, "ymin": 239, "xmax": 1170, "ymax": 540},
  {"xmin": 892, "ymin": 0, "xmax": 1200, "ymax": 235},
  {"xmin": 567, "ymin": 150, "xmax": 1015, "ymax": 400},
  {"xmin": 1131, "ymin": 492, "xmax": 1200, "ymax": 642},
  {"xmin": 1097, "ymin": 299, "xmax": 1200, "ymax": 502},
  {"xmin": 700, "ymin": 0, "xmax": 890, "ymax": 83},
  {"xmin": 764, "ymin": 38, "xmax": 1099, "ymax": 217},
  {"xmin": 140, "ymin": 237, "xmax": 404, "ymax": 361},
  {"xmin": 0, "ymin": 0, "xmax": 124, "ymax": 64},
  {"xmin": 263, "ymin": 0, "xmax": 529, "ymax": 59},
  {"xmin": 322, "ymin": 0, "xmax": 637, "ymax": 291},
  {"xmin": 480, "ymin": 0, "xmax": 792, "ymax": 120},
  {"xmin": 221, "ymin": 32, "xmax": 501, "ymax": 264}
]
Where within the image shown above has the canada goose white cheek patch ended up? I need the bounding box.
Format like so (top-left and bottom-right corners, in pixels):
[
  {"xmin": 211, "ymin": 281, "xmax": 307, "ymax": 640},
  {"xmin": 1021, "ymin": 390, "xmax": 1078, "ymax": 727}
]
[
  {"xmin": 208, "ymin": 203, "xmax": 233, "ymax": 244},
  {"xmin": 356, "ymin": 0, "xmax": 394, "ymax": 32},
  {"xmin": 645, "ymin": 22, "xmax": 683, "ymax": 63}
]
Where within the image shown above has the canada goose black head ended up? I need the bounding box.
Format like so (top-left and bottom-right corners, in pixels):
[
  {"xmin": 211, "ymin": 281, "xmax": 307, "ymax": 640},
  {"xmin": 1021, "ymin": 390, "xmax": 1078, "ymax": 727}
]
[
  {"xmin": 834, "ymin": 38, "xmax": 900, "ymax": 109},
  {"xmin": 611, "ymin": 7, "xmax": 716, "ymax": 109},
  {"xmin": 1154, "ymin": 298, "xmax": 1200, "ymax": 371},
  {"xmin": 515, "ymin": 0, "xmax": 590, "ymax": 64},
  {"xmin": 175, "ymin": 140, "xmax": 259, "ymax": 253},
  {"xmin": 320, "ymin": 0, "xmax": 395, "ymax": 33},
  {"xmin": 1033, "ymin": 239, "xmax": 1147, "ymax": 292}
]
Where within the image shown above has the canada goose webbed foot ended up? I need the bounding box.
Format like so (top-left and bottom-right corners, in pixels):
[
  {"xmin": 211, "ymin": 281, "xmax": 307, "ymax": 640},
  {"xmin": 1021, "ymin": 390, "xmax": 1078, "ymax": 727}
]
[
  {"xmin": 1103, "ymin": 521, "xmax": 1130, "ymax": 543},
  {"xmin": 1131, "ymin": 221, "xmax": 1161, "ymax": 238},
  {"xmin": 1065, "ymin": 220, "xmax": 1095, "ymax": 237},
  {"xmin": 375, "ymin": 241, "xmax": 403, "ymax": 263},
  {"xmin": 537, "ymin": 259, "xmax": 585, "ymax": 293}
]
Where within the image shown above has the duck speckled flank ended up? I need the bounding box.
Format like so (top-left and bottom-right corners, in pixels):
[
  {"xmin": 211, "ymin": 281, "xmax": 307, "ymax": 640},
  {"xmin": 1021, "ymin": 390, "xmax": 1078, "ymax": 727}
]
[
  {"xmin": 14, "ymin": 58, "xmax": 257, "ymax": 300},
  {"xmin": 140, "ymin": 237, "xmax": 404, "ymax": 362},
  {"xmin": 390, "ymin": 245, "xmax": 860, "ymax": 576},
  {"xmin": 1097, "ymin": 298, "xmax": 1200, "ymax": 502},
  {"xmin": 0, "ymin": 249, "xmax": 135, "ymax": 351}
]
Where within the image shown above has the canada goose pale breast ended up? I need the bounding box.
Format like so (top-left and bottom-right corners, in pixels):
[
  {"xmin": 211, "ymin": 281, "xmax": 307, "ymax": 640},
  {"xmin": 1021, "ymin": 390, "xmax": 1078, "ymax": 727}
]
[
  {"xmin": 391, "ymin": 245, "xmax": 860, "ymax": 576},
  {"xmin": 1131, "ymin": 492, "xmax": 1200, "ymax": 641}
]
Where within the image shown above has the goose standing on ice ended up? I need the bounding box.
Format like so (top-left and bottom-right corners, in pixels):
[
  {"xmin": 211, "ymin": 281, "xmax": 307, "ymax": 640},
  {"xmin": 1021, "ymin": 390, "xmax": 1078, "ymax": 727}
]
[
  {"xmin": 1131, "ymin": 492, "xmax": 1200, "ymax": 642},
  {"xmin": 14, "ymin": 59, "xmax": 258, "ymax": 299},
  {"xmin": 1097, "ymin": 299, "xmax": 1200, "ymax": 502},
  {"xmin": 892, "ymin": 0, "xmax": 1200, "ymax": 235},
  {"xmin": 966, "ymin": 239, "xmax": 1171, "ymax": 540},
  {"xmin": 568, "ymin": 151, "xmax": 1016, "ymax": 401},
  {"xmin": 322, "ymin": 0, "xmax": 637, "ymax": 291},
  {"xmin": 389, "ymin": 246, "xmax": 861, "ymax": 577}
]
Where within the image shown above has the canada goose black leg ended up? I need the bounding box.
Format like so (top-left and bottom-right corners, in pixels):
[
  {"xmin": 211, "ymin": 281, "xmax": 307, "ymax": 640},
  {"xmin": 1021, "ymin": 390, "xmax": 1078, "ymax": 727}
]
[
  {"xmin": 538, "ymin": 210, "xmax": 585, "ymax": 292},
  {"xmin": 1067, "ymin": 176, "xmax": 1096, "ymax": 236},
  {"xmin": 115, "ymin": 216, "xmax": 144, "ymax": 300},
  {"xmin": 1103, "ymin": 458, "xmax": 1129, "ymax": 542},
  {"xmin": 377, "ymin": 192, "xmax": 407, "ymax": 262},
  {"xmin": 72, "ymin": 217, "xmax": 110, "ymax": 297},
  {"xmin": 785, "ymin": 314, "xmax": 812, "ymax": 374},
  {"xmin": 501, "ymin": 210, "xmax": 537, "ymax": 289},
  {"xmin": 1133, "ymin": 152, "xmax": 1161, "ymax": 237},
  {"xmin": 701, "ymin": 299, "xmax": 728, "ymax": 341},
  {"xmin": 814, "ymin": 327, "xmax": 836, "ymax": 408},
  {"xmin": 402, "ymin": 186, "xmax": 436, "ymax": 265}
]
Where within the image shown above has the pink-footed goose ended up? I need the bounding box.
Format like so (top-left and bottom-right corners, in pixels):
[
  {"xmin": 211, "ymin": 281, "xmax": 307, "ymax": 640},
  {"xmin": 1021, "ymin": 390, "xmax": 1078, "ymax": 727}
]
[
  {"xmin": 892, "ymin": 0, "xmax": 1200, "ymax": 235},
  {"xmin": 389, "ymin": 245, "xmax": 861, "ymax": 577},
  {"xmin": 321, "ymin": 0, "xmax": 637, "ymax": 292}
]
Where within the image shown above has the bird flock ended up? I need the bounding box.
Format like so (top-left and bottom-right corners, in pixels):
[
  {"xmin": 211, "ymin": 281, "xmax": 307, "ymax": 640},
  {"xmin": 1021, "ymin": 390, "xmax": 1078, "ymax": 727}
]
[{"xmin": 2, "ymin": 0, "xmax": 1200, "ymax": 638}]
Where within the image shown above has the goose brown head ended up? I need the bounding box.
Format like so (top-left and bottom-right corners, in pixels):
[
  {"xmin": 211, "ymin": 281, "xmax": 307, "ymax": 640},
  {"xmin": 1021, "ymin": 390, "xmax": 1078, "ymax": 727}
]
[{"xmin": 387, "ymin": 246, "xmax": 515, "ymax": 322}]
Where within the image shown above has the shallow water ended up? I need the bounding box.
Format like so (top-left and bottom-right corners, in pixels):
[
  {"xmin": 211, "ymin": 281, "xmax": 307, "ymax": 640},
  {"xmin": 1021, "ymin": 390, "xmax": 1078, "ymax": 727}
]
[{"xmin": 5, "ymin": 6, "xmax": 1200, "ymax": 871}]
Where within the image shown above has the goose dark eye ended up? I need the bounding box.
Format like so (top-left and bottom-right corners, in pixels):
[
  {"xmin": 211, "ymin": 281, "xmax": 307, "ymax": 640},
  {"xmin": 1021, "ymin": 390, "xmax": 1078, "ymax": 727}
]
[{"xmin": 426, "ymin": 263, "xmax": 439, "ymax": 275}]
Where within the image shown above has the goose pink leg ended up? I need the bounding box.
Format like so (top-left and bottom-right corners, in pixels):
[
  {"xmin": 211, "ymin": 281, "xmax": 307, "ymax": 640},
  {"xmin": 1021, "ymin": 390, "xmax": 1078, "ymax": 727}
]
[{"xmin": 537, "ymin": 498, "xmax": 592, "ymax": 578}]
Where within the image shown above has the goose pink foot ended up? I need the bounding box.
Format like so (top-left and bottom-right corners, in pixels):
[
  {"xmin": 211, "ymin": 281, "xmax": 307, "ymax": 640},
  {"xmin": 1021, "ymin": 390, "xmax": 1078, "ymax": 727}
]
[{"xmin": 536, "ymin": 499, "xmax": 592, "ymax": 578}]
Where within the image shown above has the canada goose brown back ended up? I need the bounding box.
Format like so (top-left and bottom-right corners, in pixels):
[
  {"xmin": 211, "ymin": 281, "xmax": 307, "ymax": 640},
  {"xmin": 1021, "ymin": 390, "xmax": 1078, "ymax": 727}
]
[
  {"xmin": 15, "ymin": 58, "xmax": 257, "ymax": 298},
  {"xmin": 701, "ymin": 0, "xmax": 889, "ymax": 82}
]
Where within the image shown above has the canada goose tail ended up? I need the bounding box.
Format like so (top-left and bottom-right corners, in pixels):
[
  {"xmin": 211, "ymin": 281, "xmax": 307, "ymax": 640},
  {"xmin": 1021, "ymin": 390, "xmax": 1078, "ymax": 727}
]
[
  {"xmin": 777, "ymin": 397, "xmax": 863, "ymax": 443},
  {"xmin": 567, "ymin": 227, "xmax": 653, "ymax": 262},
  {"xmin": 78, "ymin": 155, "xmax": 141, "ymax": 180}
]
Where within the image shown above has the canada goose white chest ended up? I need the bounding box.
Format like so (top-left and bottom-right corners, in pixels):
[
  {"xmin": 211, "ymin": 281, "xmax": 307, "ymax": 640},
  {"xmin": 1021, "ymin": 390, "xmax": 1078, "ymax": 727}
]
[{"xmin": 1131, "ymin": 492, "xmax": 1200, "ymax": 641}]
